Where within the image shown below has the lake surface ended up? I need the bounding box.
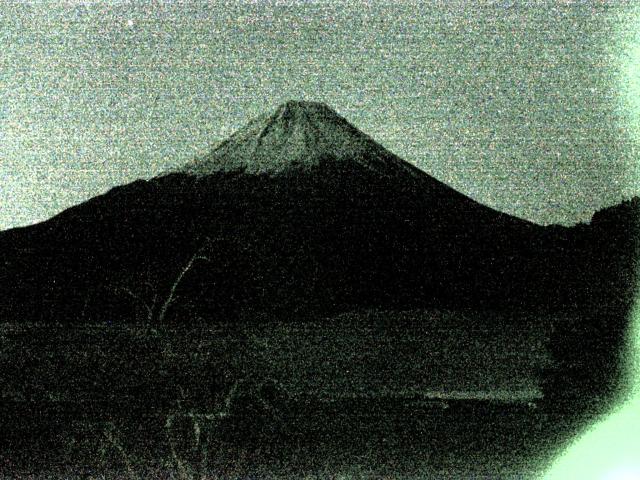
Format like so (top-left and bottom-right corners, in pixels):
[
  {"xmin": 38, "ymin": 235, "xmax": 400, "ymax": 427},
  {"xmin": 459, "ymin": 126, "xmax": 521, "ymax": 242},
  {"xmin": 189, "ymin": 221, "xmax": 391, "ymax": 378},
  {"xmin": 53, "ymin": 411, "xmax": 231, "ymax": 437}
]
[{"xmin": 0, "ymin": 311, "xmax": 584, "ymax": 478}]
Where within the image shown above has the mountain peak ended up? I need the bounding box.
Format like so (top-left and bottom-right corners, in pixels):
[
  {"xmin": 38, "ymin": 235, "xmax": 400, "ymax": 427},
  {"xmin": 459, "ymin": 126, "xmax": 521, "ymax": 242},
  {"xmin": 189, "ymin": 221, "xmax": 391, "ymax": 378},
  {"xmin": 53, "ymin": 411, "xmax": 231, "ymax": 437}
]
[
  {"xmin": 177, "ymin": 100, "xmax": 422, "ymax": 179},
  {"xmin": 276, "ymin": 99, "xmax": 336, "ymax": 116}
]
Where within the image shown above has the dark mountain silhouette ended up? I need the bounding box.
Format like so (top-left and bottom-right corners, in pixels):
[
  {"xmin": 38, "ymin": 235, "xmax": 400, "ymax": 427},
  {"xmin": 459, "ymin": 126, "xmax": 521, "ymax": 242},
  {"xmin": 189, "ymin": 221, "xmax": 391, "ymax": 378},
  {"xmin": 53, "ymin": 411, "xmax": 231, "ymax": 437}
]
[{"xmin": 0, "ymin": 101, "xmax": 635, "ymax": 324}]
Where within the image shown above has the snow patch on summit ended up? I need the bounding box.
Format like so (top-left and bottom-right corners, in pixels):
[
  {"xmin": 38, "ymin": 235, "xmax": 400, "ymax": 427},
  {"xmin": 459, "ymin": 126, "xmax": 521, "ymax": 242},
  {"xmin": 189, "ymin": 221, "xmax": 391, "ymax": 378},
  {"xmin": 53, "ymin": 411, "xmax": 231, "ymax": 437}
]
[{"xmin": 177, "ymin": 101, "xmax": 422, "ymax": 179}]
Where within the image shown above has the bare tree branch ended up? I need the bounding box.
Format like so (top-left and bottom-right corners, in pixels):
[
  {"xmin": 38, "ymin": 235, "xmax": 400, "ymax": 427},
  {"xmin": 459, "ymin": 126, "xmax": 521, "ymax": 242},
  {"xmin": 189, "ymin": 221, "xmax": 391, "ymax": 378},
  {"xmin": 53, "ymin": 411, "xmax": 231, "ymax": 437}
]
[
  {"xmin": 101, "ymin": 422, "xmax": 139, "ymax": 480},
  {"xmin": 111, "ymin": 285, "xmax": 155, "ymax": 321},
  {"xmin": 156, "ymin": 238, "xmax": 213, "ymax": 323},
  {"xmin": 105, "ymin": 236, "xmax": 214, "ymax": 324}
]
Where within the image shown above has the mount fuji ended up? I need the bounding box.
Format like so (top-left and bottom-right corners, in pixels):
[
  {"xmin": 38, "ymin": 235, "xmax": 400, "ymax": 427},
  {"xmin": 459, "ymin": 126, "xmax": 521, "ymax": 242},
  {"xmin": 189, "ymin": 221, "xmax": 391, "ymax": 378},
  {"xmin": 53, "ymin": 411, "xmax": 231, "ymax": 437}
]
[{"xmin": 0, "ymin": 100, "xmax": 634, "ymax": 326}]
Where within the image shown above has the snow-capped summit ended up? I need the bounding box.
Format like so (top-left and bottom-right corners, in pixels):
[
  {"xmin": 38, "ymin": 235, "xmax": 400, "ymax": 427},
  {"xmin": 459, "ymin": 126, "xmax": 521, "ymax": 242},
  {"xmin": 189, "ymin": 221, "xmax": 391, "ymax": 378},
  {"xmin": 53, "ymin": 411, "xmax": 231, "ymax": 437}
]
[{"xmin": 178, "ymin": 100, "xmax": 421, "ymax": 179}]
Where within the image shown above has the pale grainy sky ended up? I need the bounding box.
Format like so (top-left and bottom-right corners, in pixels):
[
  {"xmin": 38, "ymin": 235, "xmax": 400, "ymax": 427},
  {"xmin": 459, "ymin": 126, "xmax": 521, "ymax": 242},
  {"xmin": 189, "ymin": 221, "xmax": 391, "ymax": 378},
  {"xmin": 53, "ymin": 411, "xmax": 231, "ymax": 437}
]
[{"xmin": 1, "ymin": 0, "xmax": 640, "ymax": 229}]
